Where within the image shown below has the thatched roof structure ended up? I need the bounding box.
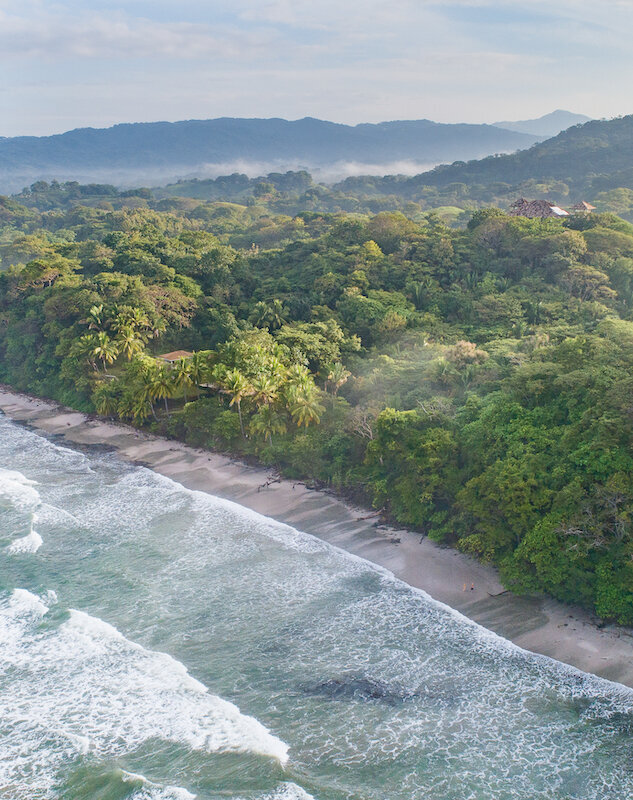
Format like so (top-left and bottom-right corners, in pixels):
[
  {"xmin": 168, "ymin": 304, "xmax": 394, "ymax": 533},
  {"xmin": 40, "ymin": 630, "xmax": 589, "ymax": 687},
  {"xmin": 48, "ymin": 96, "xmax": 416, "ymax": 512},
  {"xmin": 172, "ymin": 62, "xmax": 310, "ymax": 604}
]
[
  {"xmin": 157, "ymin": 350, "xmax": 194, "ymax": 363},
  {"xmin": 570, "ymin": 201, "xmax": 596, "ymax": 212},
  {"xmin": 509, "ymin": 198, "xmax": 569, "ymax": 219}
]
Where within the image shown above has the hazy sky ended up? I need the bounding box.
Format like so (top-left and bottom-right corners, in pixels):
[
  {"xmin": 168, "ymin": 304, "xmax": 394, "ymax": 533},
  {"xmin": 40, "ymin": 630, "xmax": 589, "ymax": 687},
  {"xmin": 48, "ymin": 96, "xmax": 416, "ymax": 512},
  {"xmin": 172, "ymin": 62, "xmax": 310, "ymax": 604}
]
[{"xmin": 1, "ymin": 0, "xmax": 632, "ymax": 137}]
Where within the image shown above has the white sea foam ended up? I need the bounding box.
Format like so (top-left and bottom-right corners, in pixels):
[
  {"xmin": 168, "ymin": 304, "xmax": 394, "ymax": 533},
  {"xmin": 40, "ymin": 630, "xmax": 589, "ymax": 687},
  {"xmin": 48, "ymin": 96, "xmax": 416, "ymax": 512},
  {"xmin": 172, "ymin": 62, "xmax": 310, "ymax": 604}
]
[
  {"xmin": 44, "ymin": 589, "xmax": 58, "ymax": 605},
  {"xmin": 233, "ymin": 782, "xmax": 316, "ymax": 800},
  {"xmin": 8, "ymin": 587, "xmax": 49, "ymax": 617},
  {"xmin": 0, "ymin": 589, "xmax": 288, "ymax": 800},
  {"xmin": 121, "ymin": 770, "xmax": 197, "ymax": 799},
  {"xmin": 7, "ymin": 529, "xmax": 43, "ymax": 553},
  {"xmin": 261, "ymin": 783, "xmax": 317, "ymax": 800},
  {"xmin": 0, "ymin": 467, "xmax": 40, "ymax": 511}
]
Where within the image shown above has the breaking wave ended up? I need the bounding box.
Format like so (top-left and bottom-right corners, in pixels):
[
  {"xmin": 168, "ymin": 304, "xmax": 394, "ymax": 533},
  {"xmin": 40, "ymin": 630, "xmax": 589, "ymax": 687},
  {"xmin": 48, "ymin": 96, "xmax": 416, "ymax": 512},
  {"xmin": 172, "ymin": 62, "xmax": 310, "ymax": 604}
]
[
  {"xmin": 0, "ymin": 589, "xmax": 288, "ymax": 800},
  {"xmin": 0, "ymin": 467, "xmax": 40, "ymax": 511}
]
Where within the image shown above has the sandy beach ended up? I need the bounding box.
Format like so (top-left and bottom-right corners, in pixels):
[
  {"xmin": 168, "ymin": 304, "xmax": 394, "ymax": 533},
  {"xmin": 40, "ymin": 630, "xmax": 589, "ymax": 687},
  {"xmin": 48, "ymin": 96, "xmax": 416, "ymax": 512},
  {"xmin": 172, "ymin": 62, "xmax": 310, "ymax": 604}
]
[{"xmin": 1, "ymin": 385, "xmax": 632, "ymax": 688}]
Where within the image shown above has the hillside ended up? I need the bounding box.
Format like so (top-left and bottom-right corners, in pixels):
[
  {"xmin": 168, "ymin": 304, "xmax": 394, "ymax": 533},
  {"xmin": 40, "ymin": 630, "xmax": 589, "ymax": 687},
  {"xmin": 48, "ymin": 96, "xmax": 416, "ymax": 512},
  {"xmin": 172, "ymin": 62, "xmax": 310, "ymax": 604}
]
[
  {"xmin": 410, "ymin": 115, "xmax": 633, "ymax": 191},
  {"xmin": 0, "ymin": 117, "xmax": 540, "ymax": 193},
  {"xmin": 493, "ymin": 110, "xmax": 591, "ymax": 138},
  {"xmin": 325, "ymin": 115, "xmax": 633, "ymax": 217}
]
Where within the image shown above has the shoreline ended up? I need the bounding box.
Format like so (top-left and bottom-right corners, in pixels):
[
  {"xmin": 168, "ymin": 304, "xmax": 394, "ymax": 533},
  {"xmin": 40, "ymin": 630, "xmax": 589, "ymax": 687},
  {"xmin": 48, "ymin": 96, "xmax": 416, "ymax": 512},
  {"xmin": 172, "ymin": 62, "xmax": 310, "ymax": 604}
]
[{"xmin": 1, "ymin": 386, "xmax": 633, "ymax": 688}]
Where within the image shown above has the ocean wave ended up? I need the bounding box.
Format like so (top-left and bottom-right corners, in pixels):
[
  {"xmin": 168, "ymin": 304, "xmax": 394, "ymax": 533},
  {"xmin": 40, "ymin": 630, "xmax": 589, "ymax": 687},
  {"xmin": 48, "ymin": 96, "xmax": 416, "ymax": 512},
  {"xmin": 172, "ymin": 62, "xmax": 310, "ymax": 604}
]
[
  {"xmin": 0, "ymin": 467, "xmax": 40, "ymax": 512},
  {"xmin": 0, "ymin": 589, "xmax": 288, "ymax": 799},
  {"xmin": 258, "ymin": 783, "xmax": 317, "ymax": 800},
  {"xmin": 121, "ymin": 770, "xmax": 197, "ymax": 799},
  {"xmin": 6, "ymin": 528, "xmax": 43, "ymax": 554}
]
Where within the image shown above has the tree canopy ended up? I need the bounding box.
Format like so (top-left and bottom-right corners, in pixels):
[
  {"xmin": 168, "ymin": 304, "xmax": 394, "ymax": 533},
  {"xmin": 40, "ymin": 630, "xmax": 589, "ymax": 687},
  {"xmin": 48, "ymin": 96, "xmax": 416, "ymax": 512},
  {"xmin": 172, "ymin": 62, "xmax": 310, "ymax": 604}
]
[{"xmin": 2, "ymin": 188, "xmax": 633, "ymax": 623}]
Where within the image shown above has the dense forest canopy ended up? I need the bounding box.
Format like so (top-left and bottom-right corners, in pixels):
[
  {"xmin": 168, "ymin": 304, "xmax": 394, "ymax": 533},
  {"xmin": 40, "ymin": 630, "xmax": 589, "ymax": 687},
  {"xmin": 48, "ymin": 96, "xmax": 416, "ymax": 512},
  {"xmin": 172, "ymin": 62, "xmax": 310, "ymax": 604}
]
[{"xmin": 2, "ymin": 186, "xmax": 633, "ymax": 624}]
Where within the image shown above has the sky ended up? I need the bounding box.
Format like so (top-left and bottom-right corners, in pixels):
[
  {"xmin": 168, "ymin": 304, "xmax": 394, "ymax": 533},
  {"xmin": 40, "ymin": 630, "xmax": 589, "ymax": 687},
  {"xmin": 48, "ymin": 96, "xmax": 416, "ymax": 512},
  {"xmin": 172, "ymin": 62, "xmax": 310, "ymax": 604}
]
[{"xmin": 1, "ymin": 0, "xmax": 632, "ymax": 137}]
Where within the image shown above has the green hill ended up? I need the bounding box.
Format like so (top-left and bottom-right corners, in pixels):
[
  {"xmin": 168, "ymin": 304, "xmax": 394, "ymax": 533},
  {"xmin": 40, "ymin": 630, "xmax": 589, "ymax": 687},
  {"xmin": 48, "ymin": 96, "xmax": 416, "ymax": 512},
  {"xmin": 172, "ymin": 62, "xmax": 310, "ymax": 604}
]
[{"xmin": 404, "ymin": 115, "xmax": 633, "ymax": 194}]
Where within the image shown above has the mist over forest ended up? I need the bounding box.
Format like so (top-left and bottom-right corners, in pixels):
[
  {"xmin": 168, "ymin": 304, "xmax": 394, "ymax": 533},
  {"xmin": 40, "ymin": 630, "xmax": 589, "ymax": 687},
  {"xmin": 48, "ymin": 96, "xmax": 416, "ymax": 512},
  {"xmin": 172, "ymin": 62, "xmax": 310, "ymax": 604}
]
[{"xmin": 0, "ymin": 114, "xmax": 556, "ymax": 193}]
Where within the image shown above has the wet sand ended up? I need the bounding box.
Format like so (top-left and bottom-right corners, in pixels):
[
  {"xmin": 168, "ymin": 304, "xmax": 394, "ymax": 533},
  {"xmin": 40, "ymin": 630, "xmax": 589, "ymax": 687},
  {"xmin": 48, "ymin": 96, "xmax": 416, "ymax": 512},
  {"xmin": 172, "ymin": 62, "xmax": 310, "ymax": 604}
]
[{"xmin": 1, "ymin": 386, "xmax": 632, "ymax": 688}]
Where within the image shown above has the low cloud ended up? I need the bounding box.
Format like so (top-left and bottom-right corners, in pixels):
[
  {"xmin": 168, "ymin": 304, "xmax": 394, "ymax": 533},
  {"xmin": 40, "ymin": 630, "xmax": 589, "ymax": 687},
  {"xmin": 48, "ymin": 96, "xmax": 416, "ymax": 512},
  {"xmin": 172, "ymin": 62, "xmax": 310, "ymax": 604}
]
[{"xmin": 0, "ymin": 158, "xmax": 446, "ymax": 194}]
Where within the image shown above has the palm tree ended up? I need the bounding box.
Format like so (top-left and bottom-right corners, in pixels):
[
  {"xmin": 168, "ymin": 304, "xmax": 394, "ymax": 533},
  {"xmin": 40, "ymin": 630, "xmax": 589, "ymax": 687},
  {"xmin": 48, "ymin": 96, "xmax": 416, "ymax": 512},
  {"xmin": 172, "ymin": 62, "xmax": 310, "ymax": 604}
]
[
  {"xmin": 116, "ymin": 324, "xmax": 146, "ymax": 360},
  {"xmin": 116, "ymin": 393, "xmax": 136, "ymax": 421},
  {"xmin": 411, "ymin": 278, "xmax": 433, "ymax": 311},
  {"xmin": 249, "ymin": 301, "xmax": 272, "ymax": 329},
  {"xmin": 288, "ymin": 389, "xmax": 325, "ymax": 428},
  {"xmin": 431, "ymin": 357, "xmax": 455, "ymax": 387},
  {"xmin": 150, "ymin": 317, "xmax": 167, "ymax": 342},
  {"xmin": 222, "ymin": 368, "xmax": 253, "ymax": 438},
  {"xmin": 251, "ymin": 374, "xmax": 279, "ymax": 408},
  {"xmin": 267, "ymin": 355, "xmax": 288, "ymax": 382},
  {"xmin": 74, "ymin": 333, "xmax": 100, "ymax": 371},
  {"xmin": 132, "ymin": 395, "xmax": 153, "ymax": 423},
  {"xmin": 286, "ymin": 363, "xmax": 310, "ymax": 386},
  {"xmin": 148, "ymin": 366, "xmax": 175, "ymax": 415},
  {"xmin": 136, "ymin": 369, "xmax": 158, "ymax": 421},
  {"xmin": 92, "ymin": 332, "xmax": 119, "ymax": 372},
  {"xmin": 267, "ymin": 299, "xmax": 287, "ymax": 331},
  {"xmin": 173, "ymin": 357, "xmax": 194, "ymax": 403},
  {"xmin": 249, "ymin": 299, "xmax": 287, "ymax": 331},
  {"xmin": 188, "ymin": 351, "xmax": 209, "ymax": 396},
  {"xmin": 326, "ymin": 362, "xmax": 351, "ymax": 396},
  {"xmin": 85, "ymin": 304, "xmax": 105, "ymax": 332},
  {"xmin": 117, "ymin": 306, "xmax": 150, "ymax": 330},
  {"xmin": 249, "ymin": 405, "xmax": 287, "ymax": 444},
  {"xmin": 93, "ymin": 383, "xmax": 120, "ymax": 417}
]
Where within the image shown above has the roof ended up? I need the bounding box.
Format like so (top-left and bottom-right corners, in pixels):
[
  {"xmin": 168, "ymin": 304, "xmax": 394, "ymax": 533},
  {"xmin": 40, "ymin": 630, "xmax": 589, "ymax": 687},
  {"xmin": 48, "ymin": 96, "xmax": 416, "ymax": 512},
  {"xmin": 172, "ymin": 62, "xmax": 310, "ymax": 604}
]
[
  {"xmin": 157, "ymin": 350, "xmax": 194, "ymax": 361},
  {"xmin": 571, "ymin": 201, "xmax": 596, "ymax": 211},
  {"xmin": 509, "ymin": 198, "xmax": 569, "ymax": 218}
]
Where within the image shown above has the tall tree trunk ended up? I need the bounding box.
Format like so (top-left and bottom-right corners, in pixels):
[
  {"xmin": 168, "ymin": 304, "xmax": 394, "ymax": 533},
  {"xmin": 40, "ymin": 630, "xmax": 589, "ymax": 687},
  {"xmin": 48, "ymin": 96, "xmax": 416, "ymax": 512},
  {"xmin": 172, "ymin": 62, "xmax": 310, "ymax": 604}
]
[{"xmin": 237, "ymin": 401, "xmax": 245, "ymax": 438}]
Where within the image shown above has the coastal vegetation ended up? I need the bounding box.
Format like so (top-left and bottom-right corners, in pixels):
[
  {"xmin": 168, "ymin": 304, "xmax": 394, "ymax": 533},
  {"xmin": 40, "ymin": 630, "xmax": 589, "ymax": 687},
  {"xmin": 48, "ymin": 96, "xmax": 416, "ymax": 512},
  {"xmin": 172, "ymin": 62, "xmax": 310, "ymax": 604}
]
[{"xmin": 1, "ymin": 187, "xmax": 633, "ymax": 624}]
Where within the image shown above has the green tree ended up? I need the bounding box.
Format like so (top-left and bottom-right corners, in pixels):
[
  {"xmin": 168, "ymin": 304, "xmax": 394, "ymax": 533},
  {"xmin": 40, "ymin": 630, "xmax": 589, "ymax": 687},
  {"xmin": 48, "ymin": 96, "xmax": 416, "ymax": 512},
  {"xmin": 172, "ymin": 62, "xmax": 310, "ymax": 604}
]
[
  {"xmin": 221, "ymin": 368, "xmax": 253, "ymax": 438},
  {"xmin": 326, "ymin": 362, "xmax": 351, "ymax": 396},
  {"xmin": 287, "ymin": 387, "xmax": 325, "ymax": 428},
  {"xmin": 173, "ymin": 357, "xmax": 194, "ymax": 403},
  {"xmin": 250, "ymin": 404, "xmax": 287, "ymax": 444},
  {"xmin": 147, "ymin": 365, "xmax": 175, "ymax": 414},
  {"xmin": 92, "ymin": 332, "xmax": 119, "ymax": 372}
]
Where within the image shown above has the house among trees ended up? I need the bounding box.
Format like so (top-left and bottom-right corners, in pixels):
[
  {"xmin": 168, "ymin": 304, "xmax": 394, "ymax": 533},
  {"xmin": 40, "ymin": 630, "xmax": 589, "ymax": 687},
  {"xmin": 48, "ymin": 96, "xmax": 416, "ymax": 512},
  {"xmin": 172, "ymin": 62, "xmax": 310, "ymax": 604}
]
[
  {"xmin": 157, "ymin": 349, "xmax": 194, "ymax": 365},
  {"xmin": 570, "ymin": 201, "xmax": 596, "ymax": 213},
  {"xmin": 509, "ymin": 198, "xmax": 569, "ymax": 218},
  {"xmin": 509, "ymin": 198, "xmax": 597, "ymax": 219}
]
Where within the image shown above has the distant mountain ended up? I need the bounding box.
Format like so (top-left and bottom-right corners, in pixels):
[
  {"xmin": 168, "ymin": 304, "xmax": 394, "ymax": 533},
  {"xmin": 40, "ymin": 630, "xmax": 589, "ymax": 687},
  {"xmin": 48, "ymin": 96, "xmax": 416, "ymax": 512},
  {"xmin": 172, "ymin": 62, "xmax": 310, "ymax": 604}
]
[
  {"xmin": 0, "ymin": 117, "xmax": 540, "ymax": 193},
  {"xmin": 493, "ymin": 110, "xmax": 592, "ymax": 138}
]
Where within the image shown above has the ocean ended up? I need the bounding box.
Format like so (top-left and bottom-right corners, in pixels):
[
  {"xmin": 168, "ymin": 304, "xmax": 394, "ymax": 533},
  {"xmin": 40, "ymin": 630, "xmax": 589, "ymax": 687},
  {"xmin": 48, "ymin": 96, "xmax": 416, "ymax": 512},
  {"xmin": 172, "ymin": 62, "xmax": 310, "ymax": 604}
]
[{"xmin": 1, "ymin": 413, "xmax": 632, "ymax": 800}]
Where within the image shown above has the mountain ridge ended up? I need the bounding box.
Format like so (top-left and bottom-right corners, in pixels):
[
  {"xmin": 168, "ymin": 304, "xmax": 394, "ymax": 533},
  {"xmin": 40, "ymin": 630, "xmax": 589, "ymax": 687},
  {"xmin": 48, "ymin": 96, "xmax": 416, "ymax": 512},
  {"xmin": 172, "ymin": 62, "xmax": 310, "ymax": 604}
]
[{"xmin": 0, "ymin": 116, "xmax": 541, "ymax": 192}]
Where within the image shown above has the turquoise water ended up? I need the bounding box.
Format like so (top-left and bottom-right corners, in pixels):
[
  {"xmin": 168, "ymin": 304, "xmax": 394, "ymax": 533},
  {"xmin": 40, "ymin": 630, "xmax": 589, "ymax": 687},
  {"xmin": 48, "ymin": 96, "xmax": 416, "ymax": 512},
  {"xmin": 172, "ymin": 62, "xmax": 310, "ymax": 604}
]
[{"xmin": 1, "ymin": 414, "xmax": 632, "ymax": 800}]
